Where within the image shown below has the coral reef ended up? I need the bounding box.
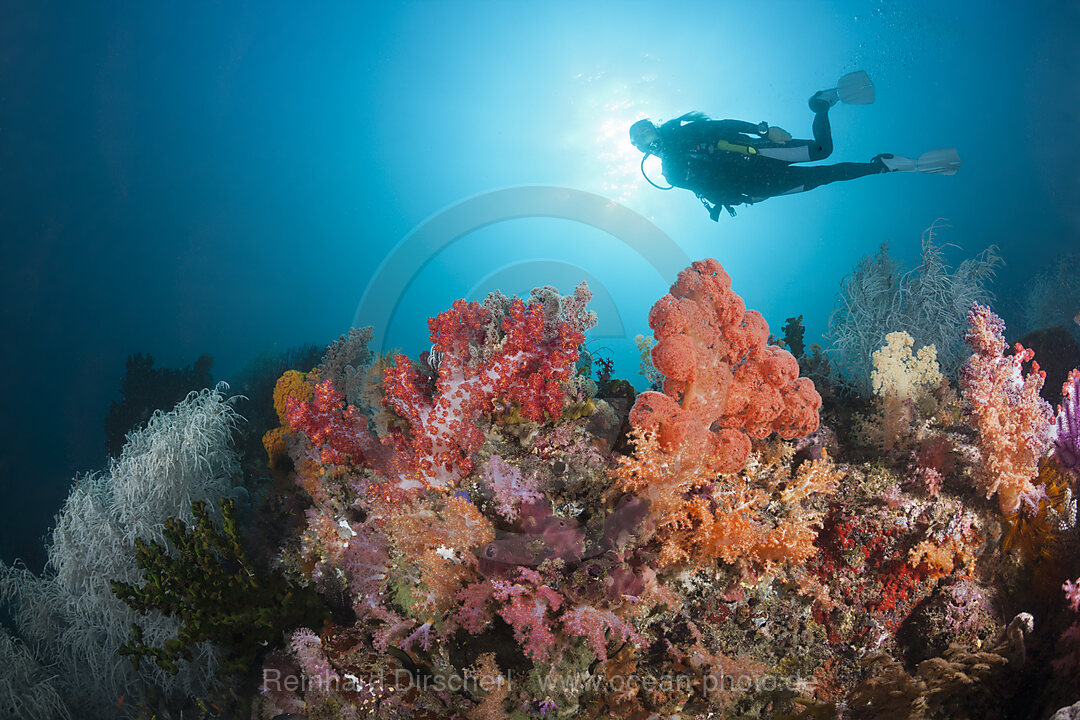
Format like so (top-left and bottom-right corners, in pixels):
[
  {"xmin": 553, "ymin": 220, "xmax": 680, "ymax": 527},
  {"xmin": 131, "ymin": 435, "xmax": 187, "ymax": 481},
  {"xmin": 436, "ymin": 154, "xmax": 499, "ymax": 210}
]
[
  {"xmin": 846, "ymin": 613, "xmax": 1033, "ymax": 720},
  {"xmin": 11, "ymin": 249, "xmax": 1080, "ymax": 719},
  {"xmin": 248, "ymin": 262, "xmax": 841, "ymax": 719}
]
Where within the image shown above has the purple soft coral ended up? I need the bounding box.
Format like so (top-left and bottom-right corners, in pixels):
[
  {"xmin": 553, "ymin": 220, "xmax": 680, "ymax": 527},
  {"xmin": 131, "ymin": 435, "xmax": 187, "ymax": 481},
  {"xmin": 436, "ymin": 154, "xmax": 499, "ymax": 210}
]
[
  {"xmin": 1065, "ymin": 577, "xmax": 1080, "ymax": 613},
  {"xmin": 481, "ymin": 455, "xmax": 542, "ymax": 521},
  {"xmin": 339, "ymin": 524, "xmax": 390, "ymax": 617},
  {"xmin": 1055, "ymin": 369, "xmax": 1080, "ymax": 475}
]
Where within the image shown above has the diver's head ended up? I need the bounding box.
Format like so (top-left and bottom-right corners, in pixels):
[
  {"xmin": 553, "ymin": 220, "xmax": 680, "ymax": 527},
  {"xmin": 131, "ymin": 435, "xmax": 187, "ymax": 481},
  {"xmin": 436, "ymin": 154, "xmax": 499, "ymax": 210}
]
[{"xmin": 629, "ymin": 119, "xmax": 661, "ymax": 154}]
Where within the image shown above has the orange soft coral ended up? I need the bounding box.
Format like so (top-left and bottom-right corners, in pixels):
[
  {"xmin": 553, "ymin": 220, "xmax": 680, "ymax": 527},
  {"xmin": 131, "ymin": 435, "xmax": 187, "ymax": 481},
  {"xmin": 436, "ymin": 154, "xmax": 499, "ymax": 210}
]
[
  {"xmin": 630, "ymin": 258, "xmax": 820, "ymax": 475},
  {"xmin": 261, "ymin": 426, "xmax": 289, "ymax": 477},
  {"xmin": 468, "ymin": 653, "xmax": 510, "ymax": 720},
  {"xmin": 615, "ymin": 429, "xmax": 837, "ymax": 570},
  {"xmin": 614, "ymin": 259, "xmax": 826, "ymax": 572},
  {"xmin": 386, "ymin": 494, "xmax": 495, "ymax": 617}
]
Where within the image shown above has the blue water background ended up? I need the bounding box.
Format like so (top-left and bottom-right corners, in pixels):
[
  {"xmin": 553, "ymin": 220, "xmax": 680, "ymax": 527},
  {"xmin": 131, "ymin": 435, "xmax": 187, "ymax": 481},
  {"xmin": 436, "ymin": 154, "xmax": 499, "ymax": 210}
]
[{"xmin": 1, "ymin": 0, "xmax": 1076, "ymax": 568}]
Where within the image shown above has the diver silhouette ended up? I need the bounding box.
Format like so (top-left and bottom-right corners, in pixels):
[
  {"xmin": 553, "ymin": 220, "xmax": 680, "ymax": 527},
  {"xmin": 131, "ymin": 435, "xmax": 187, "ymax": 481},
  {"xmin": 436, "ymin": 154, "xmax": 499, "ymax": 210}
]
[{"xmin": 629, "ymin": 71, "xmax": 960, "ymax": 220}]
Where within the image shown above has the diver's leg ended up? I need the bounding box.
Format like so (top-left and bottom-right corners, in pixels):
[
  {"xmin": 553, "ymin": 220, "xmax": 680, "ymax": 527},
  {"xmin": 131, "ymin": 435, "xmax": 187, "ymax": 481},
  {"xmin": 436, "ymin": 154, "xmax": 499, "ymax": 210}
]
[
  {"xmin": 756, "ymin": 143, "xmax": 815, "ymax": 163},
  {"xmin": 756, "ymin": 103, "xmax": 833, "ymax": 163},
  {"xmin": 809, "ymin": 106, "xmax": 833, "ymax": 160},
  {"xmin": 754, "ymin": 162, "xmax": 884, "ymax": 198},
  {"xmin": 790, "ymin": 162, "xmax": 884, "ymax": 192}
]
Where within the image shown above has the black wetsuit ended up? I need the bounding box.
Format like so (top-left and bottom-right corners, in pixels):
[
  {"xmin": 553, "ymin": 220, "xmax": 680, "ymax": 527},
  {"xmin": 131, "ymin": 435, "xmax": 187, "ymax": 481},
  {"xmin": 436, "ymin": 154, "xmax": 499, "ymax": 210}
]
[{"xmin": 656, "ymin": 114, "xmax": 882, "ymax": 218}]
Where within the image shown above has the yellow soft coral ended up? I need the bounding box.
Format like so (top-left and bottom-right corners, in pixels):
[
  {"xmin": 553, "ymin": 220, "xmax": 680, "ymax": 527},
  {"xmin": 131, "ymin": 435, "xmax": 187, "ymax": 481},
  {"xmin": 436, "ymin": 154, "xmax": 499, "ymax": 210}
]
[
  {"xmin": 273, "ymin": 369, "xmax": 314, "ymax": 428},
  {"xmin": 262, "ymin": 426, "xmax": 289, "ymax": 477}
]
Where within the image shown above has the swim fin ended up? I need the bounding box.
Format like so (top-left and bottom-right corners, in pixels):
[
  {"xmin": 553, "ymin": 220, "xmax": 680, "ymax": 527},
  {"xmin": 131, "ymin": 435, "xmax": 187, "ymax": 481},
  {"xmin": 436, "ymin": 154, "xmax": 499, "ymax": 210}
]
[
  {"xmin": 836, "ymin": 70, "xmax": 875, "ymax": 105},
  {"xmin": 914, "ymin": 147, "xmax": 962, "ymax": 175},
  {"xmin": 878, "ymin": 148, "xmax": 961, "ymax": 175},
  {"xmin": 809, "ymin": 70, "xmax": 875, "ymax": 110}
]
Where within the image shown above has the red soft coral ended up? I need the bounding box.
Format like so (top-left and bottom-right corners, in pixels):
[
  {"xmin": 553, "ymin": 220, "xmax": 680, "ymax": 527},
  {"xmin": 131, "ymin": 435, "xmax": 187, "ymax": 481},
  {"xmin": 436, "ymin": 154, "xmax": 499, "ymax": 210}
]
[
  {"xmin": 382, "ymin": 290, "xmax": 589, "ymax": 489},
  {"xmin": 285, "ymin": 378, "xmax": 384, "ymax": 468},
  {"xmin": 285, "ymin": 378, "xmax": 411, "ymax": 499},
  {"xmin": 287, "ymin": 287, "xmax": 592, "ymax": 493}
]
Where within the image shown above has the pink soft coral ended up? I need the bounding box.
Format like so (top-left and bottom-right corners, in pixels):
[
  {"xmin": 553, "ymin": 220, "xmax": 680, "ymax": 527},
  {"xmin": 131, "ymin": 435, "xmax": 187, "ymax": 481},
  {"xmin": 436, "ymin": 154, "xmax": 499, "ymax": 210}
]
[
  {"xmin": 289, "ymin": 627, "xmax": 341, "ymax": 694},
  {"xmin": 338, "ymin": 524, "xmax": 389, "ymax": 618},
  {"xmin": 481, "ymin": 455, "xmax": 542, "ymax": 521},
  {"xmin": 490, "ymin": 570, "xmax": 564, "ymax": 663},
  {"xmin": 1065, "ymin": 578, "xmax": 1080, "ymax": 613},
  {"xmin": 561, "ymin": 604, "xmax": 641, "ymax": 662},
  {"xmin": 960, "ymin": 302, "xmax": 1054, "ymax": 514},
  {"xmin": 1054, "ymin": 577, "xmax": 1080, "ymax": 679}
]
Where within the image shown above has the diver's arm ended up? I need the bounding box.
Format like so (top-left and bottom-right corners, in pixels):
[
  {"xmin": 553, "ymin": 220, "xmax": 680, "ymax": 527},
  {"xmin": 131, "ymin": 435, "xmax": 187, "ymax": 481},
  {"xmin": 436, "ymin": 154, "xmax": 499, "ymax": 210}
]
[
  {"xmin": 707, "ymin": 119, "xmax": 767, "ymax": 136},
  {"xmin": 663, "ymin": 119, "xmax": 760, "ymax": 147}
]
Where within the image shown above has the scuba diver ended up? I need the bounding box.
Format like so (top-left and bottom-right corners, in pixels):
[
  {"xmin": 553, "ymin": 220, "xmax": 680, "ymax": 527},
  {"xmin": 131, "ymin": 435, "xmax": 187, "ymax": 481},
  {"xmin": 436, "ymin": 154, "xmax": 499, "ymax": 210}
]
[{"xmin": 629, "ymin": 71, "xmax": 960, "ymax": 220}]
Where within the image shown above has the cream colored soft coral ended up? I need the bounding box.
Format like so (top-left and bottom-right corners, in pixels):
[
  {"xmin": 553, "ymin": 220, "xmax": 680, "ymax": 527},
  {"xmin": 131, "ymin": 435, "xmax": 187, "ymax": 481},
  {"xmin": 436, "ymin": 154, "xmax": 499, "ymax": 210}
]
[
  {"xmin": 872, "ymin": 332, "xmax": 943, "ymax": 400},
  {"xmin": 870, "ymin": 332, "xmax": 943, "ymax": 450}
]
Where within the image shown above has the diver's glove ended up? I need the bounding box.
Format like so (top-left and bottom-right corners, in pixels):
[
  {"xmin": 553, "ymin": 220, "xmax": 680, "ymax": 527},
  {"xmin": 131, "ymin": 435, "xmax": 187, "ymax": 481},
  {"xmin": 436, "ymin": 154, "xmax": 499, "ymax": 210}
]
[{"xmin": 766, "ymin": 126, "xmax": 792, "ymax": 144}]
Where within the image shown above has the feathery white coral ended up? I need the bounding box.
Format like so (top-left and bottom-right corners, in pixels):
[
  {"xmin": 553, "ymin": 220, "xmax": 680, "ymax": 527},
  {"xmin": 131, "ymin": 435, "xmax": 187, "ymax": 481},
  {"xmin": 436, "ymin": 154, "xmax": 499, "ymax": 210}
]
[{"xmin": 0, "ymin": 387, "xmax": 241, "ymax": 718}]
